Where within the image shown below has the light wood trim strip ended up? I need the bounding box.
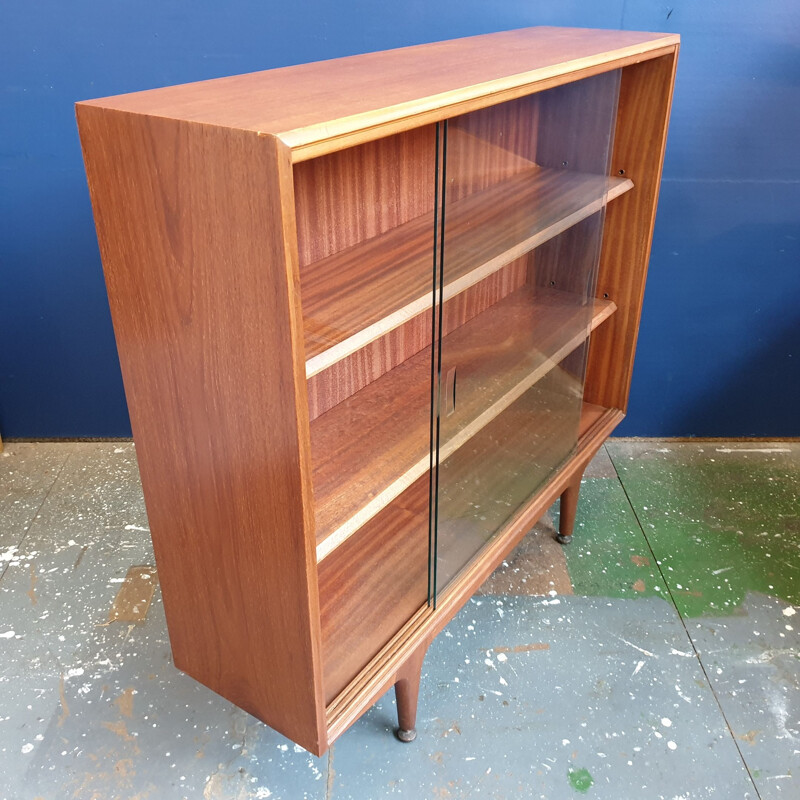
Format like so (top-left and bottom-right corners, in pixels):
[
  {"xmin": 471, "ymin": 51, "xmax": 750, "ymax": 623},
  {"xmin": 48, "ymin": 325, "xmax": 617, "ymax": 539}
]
[{"xmin": 284, "ymin": 43, "xmax": 680, "ymax": 162}]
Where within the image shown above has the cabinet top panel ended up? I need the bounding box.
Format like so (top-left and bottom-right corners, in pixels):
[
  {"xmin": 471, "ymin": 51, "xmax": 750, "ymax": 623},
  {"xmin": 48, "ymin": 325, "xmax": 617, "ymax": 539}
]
[{"xmin": 77, "ymin": 27, "xmax": 679, "ymax": 161}]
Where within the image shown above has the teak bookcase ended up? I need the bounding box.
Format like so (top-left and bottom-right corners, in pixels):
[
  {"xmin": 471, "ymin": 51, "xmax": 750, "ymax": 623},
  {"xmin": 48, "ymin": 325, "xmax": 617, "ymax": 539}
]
[{"xmin": 77, "ymin": 27, "xmax": 679, "ymax": 755}]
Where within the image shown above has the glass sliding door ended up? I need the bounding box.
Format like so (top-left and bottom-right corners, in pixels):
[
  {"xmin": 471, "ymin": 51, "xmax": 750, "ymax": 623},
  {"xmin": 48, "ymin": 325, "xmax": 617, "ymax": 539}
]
[{"xmin": 429, "ymin": 71, "xmax": 623, "ymax": 600}]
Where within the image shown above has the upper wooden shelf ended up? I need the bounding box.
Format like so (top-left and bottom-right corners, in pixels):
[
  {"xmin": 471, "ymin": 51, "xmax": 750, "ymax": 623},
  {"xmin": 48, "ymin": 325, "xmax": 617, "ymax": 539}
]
[
  {"xmin": 303, "ymin": 166, "xmax": 632, "ymax": 378},
  {"xmin": 311, "ymin": 284, "xmax": 616, "ymax": 561},
  {"xmin": 76, "ymin": 28, "xmax": 679, "ymax": 161}
]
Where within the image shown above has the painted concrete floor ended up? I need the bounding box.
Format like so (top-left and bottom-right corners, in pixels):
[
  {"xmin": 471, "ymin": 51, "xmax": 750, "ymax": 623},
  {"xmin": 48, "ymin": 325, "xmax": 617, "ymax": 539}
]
[{"xmin": 0, "ymin": 440, "xmax": 797, "ymax": 799}]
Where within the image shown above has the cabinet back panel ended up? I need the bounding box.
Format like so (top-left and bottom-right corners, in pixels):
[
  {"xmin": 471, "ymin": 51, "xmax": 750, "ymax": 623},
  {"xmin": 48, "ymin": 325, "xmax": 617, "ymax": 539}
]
[
  {"xmin": 533, "ymin": 70, "xmax": 621, "ymax": 172},
  {"xmin": 293, "ymin": 126, "xmax": 436, "ymax": 267},
  {"xmin": 447, "ymin": 95, "xmax": 540, "ymax": 202}
]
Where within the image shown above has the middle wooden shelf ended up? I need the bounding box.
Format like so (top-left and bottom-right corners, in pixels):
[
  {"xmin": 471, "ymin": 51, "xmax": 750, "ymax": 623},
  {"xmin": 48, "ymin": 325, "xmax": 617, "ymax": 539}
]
[
  {"xmin": 301, "ymin": 165, "xmax": 633, "ymax": 378},
  {"xmin": 311, "ymin": 283, "xmax": 617, "ymax": 561}
]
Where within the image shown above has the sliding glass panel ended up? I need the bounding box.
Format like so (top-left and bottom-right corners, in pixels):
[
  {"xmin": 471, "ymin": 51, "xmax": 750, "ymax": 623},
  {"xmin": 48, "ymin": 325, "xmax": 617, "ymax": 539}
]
[
  {"xmin": 430, "ymin": 71, "xmax": 622, "ymax": 600},
  {"xmin": 297, "ymin": 127, "xmax": 439, "ymax": 592}
]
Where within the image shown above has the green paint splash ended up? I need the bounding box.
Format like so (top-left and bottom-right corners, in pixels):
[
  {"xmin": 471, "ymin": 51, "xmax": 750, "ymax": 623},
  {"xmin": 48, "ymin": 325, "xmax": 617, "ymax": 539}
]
[
  {"xmin": 568, "ymin": 767, "xmax": 594, "ymax": 793},
  {"xmin": 561, "ymin": 479, "xmax": 669, "ymax": 600},
  {"xmin": 562, "ymin": 444, "xmax": 800, "ymax": 617},
  {"xmin": 606, "ymin": 443, "xmax": 800, "ymax": 617}
]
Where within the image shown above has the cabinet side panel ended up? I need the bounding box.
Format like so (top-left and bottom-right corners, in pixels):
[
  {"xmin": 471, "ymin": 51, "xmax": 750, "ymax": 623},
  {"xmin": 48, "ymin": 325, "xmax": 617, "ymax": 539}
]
[
  {"xmin": 584, "ymin": 49, "xmax": 679, "ymax": 412},
  {"xmin": 76, "ymin": 107, "xmax": 325, "ymax": 753}
]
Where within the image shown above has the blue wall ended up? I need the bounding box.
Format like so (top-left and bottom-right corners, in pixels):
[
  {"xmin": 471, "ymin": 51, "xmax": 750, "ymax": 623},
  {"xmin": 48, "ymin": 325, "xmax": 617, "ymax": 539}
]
[{"xmin": 2, "ymin": 1, "xmax": 798, "ymax": 437}]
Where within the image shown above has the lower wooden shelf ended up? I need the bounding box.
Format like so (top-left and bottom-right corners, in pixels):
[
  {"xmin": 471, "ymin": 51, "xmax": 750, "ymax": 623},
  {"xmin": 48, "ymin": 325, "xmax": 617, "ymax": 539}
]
[
  {"xmin": 324, "ymin": 399, "xmax": 626, "ymax": 742},
  {"xmin": 319, "ymin": 370, "xmax": 589, "ymax": 702},
  {"xmin": 434, "ymin": 366, "xmax": 583, "ymax": 591},
  {"xmin": 312, "ymin": 285, "xmax": 616, "ymax": 560}
]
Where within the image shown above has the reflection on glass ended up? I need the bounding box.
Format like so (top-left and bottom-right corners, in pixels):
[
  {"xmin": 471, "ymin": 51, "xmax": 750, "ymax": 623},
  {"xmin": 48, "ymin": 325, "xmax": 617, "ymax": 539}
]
[{"xmin": 430, "ymin": 70, "xmax": 622, "ymax": 601}]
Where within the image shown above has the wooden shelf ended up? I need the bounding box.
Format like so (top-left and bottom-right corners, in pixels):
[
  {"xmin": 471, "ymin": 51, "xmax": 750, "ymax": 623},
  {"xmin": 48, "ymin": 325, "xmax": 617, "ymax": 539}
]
[
  {"xmin": 434, "ymin": 371, "xmax": 583, "ymax": 589},
  {"xmin": 302, "ymin": 166, "xmax": 632, "ymax": 378},
  {"xmin": 312, "ymin": 284, "xmax": 616, "ymax": 561}
]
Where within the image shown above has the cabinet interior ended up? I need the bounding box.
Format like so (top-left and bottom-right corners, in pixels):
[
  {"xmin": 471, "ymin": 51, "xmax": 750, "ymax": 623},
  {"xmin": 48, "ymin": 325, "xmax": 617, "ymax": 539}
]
[{"xmin": 295, "ymin": 69, "xmax": 628, "ymax": 703}]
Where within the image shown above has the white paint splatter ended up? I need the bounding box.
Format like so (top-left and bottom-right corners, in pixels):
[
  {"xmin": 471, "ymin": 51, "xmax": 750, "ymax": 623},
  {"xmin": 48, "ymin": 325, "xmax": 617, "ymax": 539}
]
[
  {"xmin": 496, "ymin": 653, "xmax": 507, "ymax": 663},
  {"xmin": 124, "ymin": 524, "xmax": 150, "ymax": 532},
  {"xmin": 711, "ymin": 567, "xmax": 733, "ymax": 575},
  {"xmin": 632, "ymin": 660, "xmax": 645, "ymax": 677},
  {"xmin": 669, "ymin": 648, "xmax": 694, "ymax": 658},
  {"xmin": 745, "ymin": 648, "xmax": 797, "ymax": 665},
  {"xmin": 661, "ymin": 718, "xmax": 672, "ymax": 727},
  {"xmin": 0, "ymin": 631, "xmax": 15, "ymax": 639},
  {"xmin": 675, "ymin": 685, "xmax": 693, "ymax": 704},
  {"xmin": 782, "ymin": 607, "xmax": 796, "ymax": 618},
  {"xmin": 715, "ymin": 447, "xmax": 790, "ymax": 454},
  {"xmin": 619, "ymin": 637, "xmax": 657, "ymax": 658},
  {"xmin": 667, "ymin": 741, "xmax": 677, "ymax": 750},
  {"xmin": 21, "ymin": 743, "xmax": 33, "ymax": 754}
]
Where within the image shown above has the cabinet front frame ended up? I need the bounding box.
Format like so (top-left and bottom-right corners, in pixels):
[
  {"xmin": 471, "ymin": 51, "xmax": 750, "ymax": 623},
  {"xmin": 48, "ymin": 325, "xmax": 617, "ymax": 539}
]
[{"xmin": 313, "ymin": 43, "xmax": 679, "ymax": 749}]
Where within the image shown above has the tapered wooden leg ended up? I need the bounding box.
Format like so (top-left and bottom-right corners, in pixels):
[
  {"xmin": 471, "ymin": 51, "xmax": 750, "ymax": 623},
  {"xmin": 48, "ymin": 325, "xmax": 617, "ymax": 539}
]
[
  {"xmin": 556, "ymin": 471, "xmax": 584, "ymax": 545},
  {"xmin": 394, "ymin": 646, "xmax": 427, "ymax": 743}
]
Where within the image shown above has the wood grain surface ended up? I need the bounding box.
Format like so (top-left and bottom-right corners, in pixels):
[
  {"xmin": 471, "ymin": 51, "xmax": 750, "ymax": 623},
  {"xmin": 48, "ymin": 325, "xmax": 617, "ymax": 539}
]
[
  {"xmin": 585, "ymin": 50, "xmax": 679, "ymax": 412},
  {"xmin": 76, "ymin": 109, "xmax": 327, "ymax": 753},
  {"xmin": 78, "ymin": 28, "xmax": 679, "ymax": 161},
  {"xmin": 318, "ymin": 475, "xmax": 429, "ymax": 704},
  {"xmin": 307, "ymin": 261, "xmax": 527, "ymax": 420},
  {"xmin": 293, "ymin": 125, "xmax": 435, "ymax": 267}
]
